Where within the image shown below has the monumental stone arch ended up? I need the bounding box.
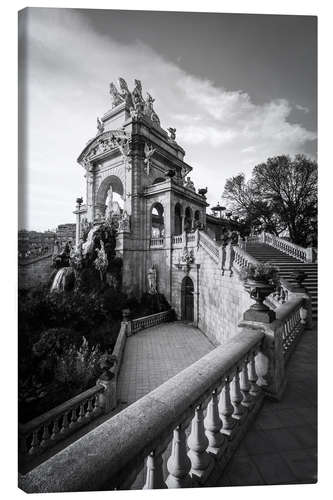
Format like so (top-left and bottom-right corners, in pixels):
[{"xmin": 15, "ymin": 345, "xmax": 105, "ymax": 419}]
[{"xmin": 75, "ymin": 77, "xmax": 255, "ymax": 341}]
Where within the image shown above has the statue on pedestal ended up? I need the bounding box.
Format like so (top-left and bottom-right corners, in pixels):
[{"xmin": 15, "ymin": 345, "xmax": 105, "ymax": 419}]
[
  {"xmin": 119, "ymin": 210, "xmax": 130, "ymax": 232},
  {"xmin": 168, "ymin": 127, "xmax": 176, "ymax": 141},
  {"xmin": 147, "ymin": 266, "xmax": 158, "ymax": 294},
  {"xmin": 185, "ymin": 177, "xmax": 196, "ymax": 192},
  {"xmin": 96, "ymin": 117, "xmax": 104, "ymax": 135}
]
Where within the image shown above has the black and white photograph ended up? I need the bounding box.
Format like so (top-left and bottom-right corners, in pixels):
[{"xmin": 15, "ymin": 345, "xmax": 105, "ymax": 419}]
[{"xmin": 16, "ymin": 4, "xmax": 318, "ymax": 494}]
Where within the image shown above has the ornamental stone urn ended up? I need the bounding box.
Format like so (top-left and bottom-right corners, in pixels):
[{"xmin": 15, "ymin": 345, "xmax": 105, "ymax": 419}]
[{"xmin": 243, "ymin": 279, "xmax": 276, "ymax": 323}]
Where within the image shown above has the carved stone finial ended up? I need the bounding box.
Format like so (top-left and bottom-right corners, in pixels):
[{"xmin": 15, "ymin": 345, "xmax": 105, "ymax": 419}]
[
  {"xmin": 109, "ymin": 82, "xmax": 124, "ymax": 107},
  {"xmin": 96, "ymin": 117, "xmax": 104, "ymax": 135},
  {"xmin": 168, "ymin": 127, "xmax": 176, "ymax": 141}
]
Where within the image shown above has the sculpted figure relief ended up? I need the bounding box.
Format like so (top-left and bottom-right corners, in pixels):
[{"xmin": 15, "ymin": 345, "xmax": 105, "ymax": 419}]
[
  {"xmin": 168, "ymin": 127, "xmax": 176, "ymax": 141},
  {"xmin": 96, "ymin": 117, "xmax": 104, "ymax": 135},
  {"xmin": 144, "ymin": 142, "xmax": 156, "ymax": 176},
  {"xmin": 185, "ymin": 176, "xmax": 196, "ymax": 192},
  {"xmin": 118, "ymin": 77, "xmax": 133, "ymax": 108},
  {"xmin": 109, "ymin": 82, "xmax": 124, "ymax": 107},
  {"xmin": 147, "ymin": 266, "xmax": 158, "ymax": 294}
]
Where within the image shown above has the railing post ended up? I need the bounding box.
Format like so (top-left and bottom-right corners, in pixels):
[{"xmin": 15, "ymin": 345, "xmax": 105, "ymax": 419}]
[
  {"xmin": 188, "ymin": 404, "xmax": 213, "ymax": 483},
  {"xmin": 97, "ymin": 376, "xmax": 116, "ymax": 413},
  {"xmin": 166, "ymin": 424, "xmax": 192, "ymax": 488},
  {"xmin": 306, "ymin": 247, "xmax": 313, "ymax": 263},
  {"xmin": 143, "ymin": 450, "xmax": 167, "ymax": 489}
]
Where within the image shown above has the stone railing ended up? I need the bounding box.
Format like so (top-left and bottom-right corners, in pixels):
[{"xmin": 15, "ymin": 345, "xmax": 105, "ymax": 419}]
[
  {"xmin": 172, "ymin": 234, "xmax": 183, "ymax": 245},
  {"xmin": 19, "ymin": 329, "xmax": 265, "ymax": 492},
  {"xmin": 262, "ymin": 232, "xmax": 313, "ymax": 262},
  {"xmin": 19, "ymin": 385, "xmax": 105, "ymax": 468},
  {"xmin": 127, "ymin": 310, "xmax": 173, "ymax": 336},
  {"xmin": 239, "ymin": 294, "xmax": 309, "ymax": 399},
  {"xmin": 150, "ymin": 237, "xmax": 164, "ymax": 248},
  {"xmin": 232, "ymin": 245, "xmax": 259, "ymax": 272},
  {"xmin": 198, "ymin": 230, "xmax": 220, "ymax": 263},
  {"xmin": 19, "ymin": 321, "xmax": 130, "ymax": 471}
]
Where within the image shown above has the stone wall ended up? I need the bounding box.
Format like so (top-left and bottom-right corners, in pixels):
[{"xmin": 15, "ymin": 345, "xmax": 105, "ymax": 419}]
[
  {"xmin": 18, "ymin": 254, "xmax": 53, "ymax": 290},
  {"xmin": 170, "ymin": 244, "xmax": 253, "ymax": 345}
]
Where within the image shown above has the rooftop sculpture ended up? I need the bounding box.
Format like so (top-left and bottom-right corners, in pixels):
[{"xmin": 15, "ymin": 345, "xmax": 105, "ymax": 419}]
[{"xmin": 109, "ymin": 78, "xmax": 161, "ymax": 127}]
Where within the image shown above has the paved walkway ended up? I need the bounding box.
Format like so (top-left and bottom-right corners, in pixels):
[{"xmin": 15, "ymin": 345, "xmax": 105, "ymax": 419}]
[
  {"xmin": 117, "ymin": 322, "xmax": 215, "ymax": 408},
  {"xmin": 218, "ymin": 323, "xmax": 317, "ymax": 486}
]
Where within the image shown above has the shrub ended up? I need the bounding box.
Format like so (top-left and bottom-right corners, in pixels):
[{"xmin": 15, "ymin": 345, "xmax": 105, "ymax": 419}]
[{"xmin": 55, "ymin": 337, "xmax": 102, "ymax": 389}]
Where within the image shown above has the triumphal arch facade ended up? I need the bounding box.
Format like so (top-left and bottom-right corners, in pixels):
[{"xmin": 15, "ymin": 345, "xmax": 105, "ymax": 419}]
[{"xmin": 76, "ymin": 77, "xmax": 212, "ymax": 322}]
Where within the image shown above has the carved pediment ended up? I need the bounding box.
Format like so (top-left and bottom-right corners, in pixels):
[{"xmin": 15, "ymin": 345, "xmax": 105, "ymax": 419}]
[{"xmin": 78, "ymin": 130, "xmax": 130, "ymax": 166}]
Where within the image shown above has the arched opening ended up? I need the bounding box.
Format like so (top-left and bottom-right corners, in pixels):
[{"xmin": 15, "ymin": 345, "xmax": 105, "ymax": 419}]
[
  {"xmin": 152, "ymin": 177, "xmax": 165, "ymax": 185},
  {"xmin": 95, "ymin": 175, "xmax": 124, "ymax": 218},
  {"xmin": 181, "ymin": 276, "xmax": 194, "ymax": 322},
  {"xmin": 174, "ymin": 203, "xmax": 183, "ymax": 235},
  {"xmin": 184, "ymin": 207, "xmax": 193, "ymax": 232},
  {"xmin": 194, "ymin": 210, "xmax": 201, "ymax": 230},
  {"xmin": 151, "ymin": 202, "xmax": 165, "ymax": 238}
]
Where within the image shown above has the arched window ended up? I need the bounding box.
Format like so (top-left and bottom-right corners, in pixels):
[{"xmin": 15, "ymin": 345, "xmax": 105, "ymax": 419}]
[
  {"xmin": 184, "ymin": 207, "xmax": 193, "ymax": 232},
  {"xmin": 194, "ymin": 210, "xmax": 201, "ymax": 229},
  {"xmin": 151, "ymin": 202, "xmax": 165, "ymax": 238},
  {"xmin": 174, "ymin": 203, "xmax": 183, "ymax": 235}
]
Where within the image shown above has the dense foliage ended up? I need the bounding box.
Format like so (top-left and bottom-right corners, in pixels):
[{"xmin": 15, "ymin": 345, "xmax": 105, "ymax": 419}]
[{"xmin": 222, "ymin": 154, "xmax": 317, "ymax": 246}]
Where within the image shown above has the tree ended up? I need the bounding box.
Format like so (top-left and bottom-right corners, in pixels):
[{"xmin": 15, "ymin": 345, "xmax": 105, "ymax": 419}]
[{"xmin": 222, "ymin": 154, "xmax": 317, "ymax": 246}]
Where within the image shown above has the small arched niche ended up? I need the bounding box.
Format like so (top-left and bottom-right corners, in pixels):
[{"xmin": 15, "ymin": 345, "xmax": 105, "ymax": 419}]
[
  {"xmin": 184, "ymin": 206, "xmax": 193, "ymax": 232},
  {"xmin": 151, "ymin": 202, "xmax": 165, "ymax": 238}
]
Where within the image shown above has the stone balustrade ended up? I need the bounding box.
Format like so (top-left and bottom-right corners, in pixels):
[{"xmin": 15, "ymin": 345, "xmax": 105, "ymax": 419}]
[
  {"xmin": 19, "ymin": 384, "xmax": 105, "ymax": 468},
  {"xmin": 232, "ymin": 245, "xmax": 259, "ymax": 272},
  {"xmin": 127, "ymin": 309, "xmax": 173, "ymax": 336},
  {"xmin": 19, "ymin": 329, "xmax": 265, "ymax": 492},
  {"xmin": 172, "ymin": 234, "xmax": 183, "ymax": 245},
  {"xmin": 150, "ymin": 237, "xmax": 164, "ymax": 248},
  {"xmin": 239, "ymin": 294, "xmax": 309, "ymax": 399},
  {"xmin": 198, "ymin": 230, "xmax": 220, "ymax": 263},
  {"xmin": 262, "ymin": 232, "xmax": 312, "ymax": 262}
]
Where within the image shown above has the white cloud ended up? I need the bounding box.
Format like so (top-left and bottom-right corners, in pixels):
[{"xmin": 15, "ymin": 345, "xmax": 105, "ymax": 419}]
[{"xmin": 296, "ymin": 104, "xmax": 310, "ymax": 113}]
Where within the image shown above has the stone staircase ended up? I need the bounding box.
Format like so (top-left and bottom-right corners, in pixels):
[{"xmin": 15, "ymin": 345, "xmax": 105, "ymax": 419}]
[{"xmin": 244, "ymin": 243, "xmax": 318, "ymax": 321}]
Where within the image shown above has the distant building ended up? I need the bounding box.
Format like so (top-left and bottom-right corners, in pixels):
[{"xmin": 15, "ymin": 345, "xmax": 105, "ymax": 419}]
[
  {"xmin": 18, "ymin": 229, "xmax": 56, "ymax": 257},
  {"xmin": 55, "ymin": 223, "xmax": 76, "ymax": 247}
]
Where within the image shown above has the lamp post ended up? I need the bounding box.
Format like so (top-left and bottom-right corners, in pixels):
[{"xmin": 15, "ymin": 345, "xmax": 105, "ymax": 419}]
[
  {"xmin": 211, "ymin": 202, "xmax": 226, "ymax": 219},
  {"xmin": 76, "ymin": 197, "xmax": 83, "ymax": 245}
]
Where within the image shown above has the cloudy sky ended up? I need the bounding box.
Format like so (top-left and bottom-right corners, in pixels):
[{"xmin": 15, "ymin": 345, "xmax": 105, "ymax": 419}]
[{"xmin": 18, "ymin": 8, "xmax": 317, "ymax": 231}]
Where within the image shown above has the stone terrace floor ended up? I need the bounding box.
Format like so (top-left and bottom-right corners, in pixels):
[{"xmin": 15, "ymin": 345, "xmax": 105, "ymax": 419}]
[
  {"xmin": 217, "ymin": 323, "xmax": 317, "ymax": 487},
  {"xmin": 117, "ymin": 322, "xmax": 216, "ymax": 409}
]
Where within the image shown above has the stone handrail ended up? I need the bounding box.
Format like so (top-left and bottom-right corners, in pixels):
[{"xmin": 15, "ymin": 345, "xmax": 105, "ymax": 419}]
[
  {"xmin": 128, "ymin": 309, "xmax": 173, "ymax": 336},
  {"xmin": 150, "ymin": 237, "xmax": 164, "ymax": 248},
  {"xmin": 19, "ymin": 384, "xmax": 105, "ymax": 464},
  {"xmin": 239, "ymin": 294, "xmax": 308, "ymax": 399},
  {"xmin": 18, "ymin": 252, "xmax": 53, "ymax": 267},
  {"xmin": 19, "ymin": 329, "xmax": 264, "ymax": 492},
  {"xmin": 232, "ymin": 245, "xmax": 259, "ymax": 272},
  {"xmin": 262, "ymin": 232, "xmax": 312, "ymax": 262},
  {"xmin": 198, "ymin": 230, "xmax": 220, "ymax": 263}
]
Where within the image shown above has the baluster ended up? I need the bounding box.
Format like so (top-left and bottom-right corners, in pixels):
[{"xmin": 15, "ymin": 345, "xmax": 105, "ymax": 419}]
[
  {"xmin": 248, "ymin": 351, "xmax": 261, "ymax": 396},
  {"xmin": 86, "ymin": 397, "xmax": 94, "ymax": 419},
  {"xmin": 69, "ymin": 407, "xmax": 78, "ymax": 428},
  {"xmin": 231, "ymin": 368, "xmax": 245, "ymax": 419},
  {"xmin": 51, "ymin": 418, "xmax": 59, "ymax": 440},
  {"xmin": 28, "ymin": 429, "xmax": 39, "ymax": 455},
  {"xmin": 40, "ymin": 423, "xmax": 50, "ymax": 448},
  {"xmin": 93, "ymin": 393, "xmax": 101, "ymax": 414},
  {"xmin": 204, "ymin": 389, "xmax": 225, "ymax": 457},
  {"xmin": 60, "ymin": 412, "xmax": 69, "ymax": 434},
  {"xmin": 239, "ymin": 359, "xmax": 253, "ymax": 407},
  {"xmin": 166, "ymin": 424, "xmax": 191, "ymax": 488},
  {"xmin": 188, "ymin": 404, "xmax": 212, "ymax": 479},
  {"xmin": 77, "ymin": 402, "xmax": 85, "ymax": 423},
  {"xmin": 143, "ymin": 450, "xmax": 167, "ymax": 489},
  {"xmin": 219, "ymin": 377, "xmax": 235, "ymax": 435}
]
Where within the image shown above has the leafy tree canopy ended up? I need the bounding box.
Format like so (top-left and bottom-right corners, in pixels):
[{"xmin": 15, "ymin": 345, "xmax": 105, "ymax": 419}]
[{"xmin": 222, "ymin": 154, "xmax": 317, "ymax": 246}]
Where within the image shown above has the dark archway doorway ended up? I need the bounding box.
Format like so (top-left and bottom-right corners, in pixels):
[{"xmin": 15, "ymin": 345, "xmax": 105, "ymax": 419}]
[{"xmin": 181, "ymin": 276, "xmax": 194, "ymax": 322}]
